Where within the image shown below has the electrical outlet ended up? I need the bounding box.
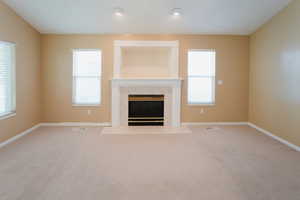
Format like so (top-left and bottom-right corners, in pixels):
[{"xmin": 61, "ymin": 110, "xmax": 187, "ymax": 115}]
[
  {"xmin": 217, "ymin": 80, "xmax": 223, "ymax": 85},
  {"xmin": 87, "ymin": 110, "xmax": 91, "ymax": 115}
]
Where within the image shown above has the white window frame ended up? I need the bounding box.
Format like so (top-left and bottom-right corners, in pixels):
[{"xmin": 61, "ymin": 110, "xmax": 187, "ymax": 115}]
[
  {"xmin": 72, "ymin": 49, "xmax": 102, "ymax": 106},
  {"xmin": 0, "ymin": 41, "xmax": 16, "ymax": 120},
  {"xmin": 187, "ymin": 49, "xmax": 216, "ymax": 106}
]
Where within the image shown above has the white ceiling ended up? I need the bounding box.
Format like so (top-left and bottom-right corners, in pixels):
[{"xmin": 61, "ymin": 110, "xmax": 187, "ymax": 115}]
[{"xmin": 3, "ymin": 0, "xmax": 292, "ymax": 35}]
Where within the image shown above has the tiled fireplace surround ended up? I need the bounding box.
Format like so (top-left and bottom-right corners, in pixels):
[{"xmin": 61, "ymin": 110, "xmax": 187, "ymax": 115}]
[{"xmin": 111, "ymin": 40, "xmax": 182, "ymax": 127}]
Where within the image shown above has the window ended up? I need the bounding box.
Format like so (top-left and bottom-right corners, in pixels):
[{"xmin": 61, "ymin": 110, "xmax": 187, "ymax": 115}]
[
  {"xmin": 0, "ymin": 41, "xmax": 16, "ymax": 118},
  {"xmin": 188, "ymin": 50, "xmax": 216, "ymax": 105},
  {"xmin": 73, "ymin": 49, "xmax": 102, "ymax": 105}
]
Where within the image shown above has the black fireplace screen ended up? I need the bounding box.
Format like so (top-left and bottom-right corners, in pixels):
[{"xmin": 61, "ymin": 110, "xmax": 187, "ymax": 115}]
[{"xmin": 128, "ymin": 95, "xmax": 164, "ymax": 126}]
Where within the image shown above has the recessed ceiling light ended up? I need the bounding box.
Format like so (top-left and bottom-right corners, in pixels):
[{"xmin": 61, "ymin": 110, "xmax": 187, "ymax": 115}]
[
  {"xmin": 171, "ymin": 8, "xmax": 182, "ymax": 16},
  {"xmin": 114, "ymin": 7, "xmax": 124, "ymax": 16}
]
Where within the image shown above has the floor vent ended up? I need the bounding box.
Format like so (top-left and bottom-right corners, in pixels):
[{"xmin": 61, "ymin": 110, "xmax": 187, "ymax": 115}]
[
  {"xmin": 72, "ymin": 127, "xmax": 87, "ymax": 133},
  {"xmin": 205, "ymin": 127, "xmax": 221, "ymax": 131}
]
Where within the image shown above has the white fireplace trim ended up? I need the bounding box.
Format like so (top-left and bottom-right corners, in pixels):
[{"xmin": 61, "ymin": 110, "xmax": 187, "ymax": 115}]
[{"xmin": 111, "ymin": 78, "xmax": 182, "ymax": 127}]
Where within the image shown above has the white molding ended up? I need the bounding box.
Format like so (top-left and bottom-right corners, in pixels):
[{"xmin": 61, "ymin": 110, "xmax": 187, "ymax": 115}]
[
  {"xmin": 172, "ymin": 84, "xmax": 181, "ymax": 127},
  {"xmin": 183, "ymin": 122, "xmax": 300, "ymax": 152},
  {"xmin": 0, "ymin": 112, "xmax": 16, "ymax": 120},
  {"xmin": 40, "ymin": 122, "xmax": 111, "ymax": 127},
  {"xmin": 2, "ymin": 122, "xmax": 299, "ymax": 152},
  {"xmin": 170, "ymin": 46, "xmax": 179, "ymax": 77},
  {"xmin": 182, "ymin": 122, "xmax": 248, "ymax": 126},
  {"xmin": 111, "ymin": 78, "xmax": 182, "ymax": 87},
  {"xmin": 0, "ymin": 124, "xmax": 41, "ymax": 149},
  {"xmin": 0, "ymin": 122, "xmax": 111, "ymax": 149},
  {"xmin": 111, "ymin": 80, "xmax": 121, "ymax": 127},
  {"xmin": 248, "ymin": 122, "xmax": 300, "ymax": 152},
  {"xmin": 112, "ymin": 77, "xmax": 183, "ymax": 80},
  {"xmin": 0, "ymin": 41, "xmax": 16, "ymax": 45},
  {"xmin": 113, "ymin": 45, "xmax": 122, "ymax": 78}
]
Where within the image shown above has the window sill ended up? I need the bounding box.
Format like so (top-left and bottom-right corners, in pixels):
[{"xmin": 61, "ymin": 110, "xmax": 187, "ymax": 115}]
[
  {"xmin": 188, "ymin": 103, "xmax": 215, "ymax": 106},
  {"xmin": 0, "ymin": 112, "xmax": 16, "ymax": 120},
  {"xmin": 72, "ymin": 104, "xmax": 101, "ymax": 107}
]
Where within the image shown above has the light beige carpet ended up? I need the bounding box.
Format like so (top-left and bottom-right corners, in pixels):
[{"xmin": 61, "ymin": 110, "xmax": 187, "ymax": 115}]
[{"xmin": 0, "ymin": 125, "xmax": 299, "ymax": 200}]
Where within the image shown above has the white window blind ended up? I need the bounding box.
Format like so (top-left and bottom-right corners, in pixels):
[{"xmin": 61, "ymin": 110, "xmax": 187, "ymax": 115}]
[
  {"xmin": 73, "ymin": 49, "xmax": 101, "ymax": 105},
  {"xmin": 0, "ymin": 41, "xmax": 16, "ymax": 118},
  {"xmin": 188, "ymin": 50, "xmax": 216, "ymax": 104}
]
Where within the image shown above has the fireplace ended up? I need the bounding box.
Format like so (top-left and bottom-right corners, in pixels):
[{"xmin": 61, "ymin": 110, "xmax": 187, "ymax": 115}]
[
  {"xmin": 128, "ymin": 95, "xmax": 164, "ymax": 126},
  {"xmin": 111, "ymin": 40, "xmax": 181, "ymax": 127}
]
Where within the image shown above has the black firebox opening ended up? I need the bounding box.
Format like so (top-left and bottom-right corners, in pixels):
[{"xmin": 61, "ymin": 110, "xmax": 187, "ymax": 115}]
[{"xmin": 128, "ymin": 95, "xmax": 164, "ymax": 126}]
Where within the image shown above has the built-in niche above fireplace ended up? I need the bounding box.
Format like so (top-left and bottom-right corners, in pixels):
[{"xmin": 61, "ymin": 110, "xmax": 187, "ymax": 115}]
[{"xmin": 128, "ymin": 95, "xmax": 164, "ymax": 126}]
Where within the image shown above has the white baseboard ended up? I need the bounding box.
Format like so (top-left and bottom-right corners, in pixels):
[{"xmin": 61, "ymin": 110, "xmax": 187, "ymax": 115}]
[
  {"xmin": 2, "ymin": 122, "xmax": 299, "ymax": 152},
  {"xmin": 182, "ymin": 122, "xmax": 248, "ymax": 126},
  {"xmin": 0, "ymin": 122, "xmax": 111, "ymax": 149},
  {"xmin": 40, "ymin": 122, "xmax": 111, "ymax": 127},
  {"xmin": 248, "ymin": 122, "xmax": 300, "ymax": 152},
  {"xmin": 0, "ymin": 124, "xmax": 41, "ymax": 149}
]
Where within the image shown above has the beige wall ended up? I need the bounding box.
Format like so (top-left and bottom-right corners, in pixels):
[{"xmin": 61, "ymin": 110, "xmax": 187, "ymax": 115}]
[
  {"xmin": 249, "ymin": 0, "xmax": 300, "ymax": 146},
  {"xmin": 0, "ymin": 2, "xmax": 41, "ymax": 143},
  {"xmin": 122, "ymin": 47, "xmax": 171, "ymax": 78},
  {"xmin": 41, "ymin": 34, "xmax": 249, "ymax": 123}
]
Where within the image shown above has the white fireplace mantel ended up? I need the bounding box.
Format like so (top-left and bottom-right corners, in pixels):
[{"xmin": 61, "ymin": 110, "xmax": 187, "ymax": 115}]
[
  {"xmin": 112, "ymin": 77, "xmax": 182, "ymax": 86},
  {"xmin": 111, "ymin": 78, "xmax": 182, "ymax": 127}
]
